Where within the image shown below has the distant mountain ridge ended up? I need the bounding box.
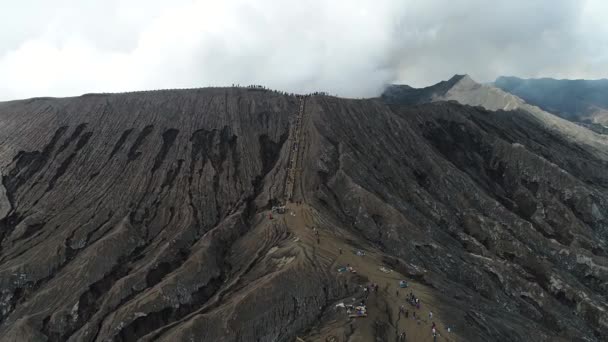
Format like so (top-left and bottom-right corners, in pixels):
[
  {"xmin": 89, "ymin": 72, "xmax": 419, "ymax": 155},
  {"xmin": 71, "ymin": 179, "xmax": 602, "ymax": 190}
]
[
  {"xmin": 383, "ymin": 74, "xmax": 527, "ymax": 111},
  {"xmin": 494, "ymin": 76, "xmax": 608, "ymax": 125},
  {"xmin": 382, "ymin": 74, "xmax": 608, "ymax": 158},
  {"xmin": 381, "ymin": 74, "xmax": 467, "ymax": 105}
]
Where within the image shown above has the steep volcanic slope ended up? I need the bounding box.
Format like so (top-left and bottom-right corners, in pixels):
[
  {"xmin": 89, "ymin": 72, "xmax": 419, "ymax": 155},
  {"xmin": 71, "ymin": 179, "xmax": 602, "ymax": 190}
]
[
  {"xmin": 304, "ymin": 97, "xmax": 608, "ymax": 341},
  {"xmin": 0, "ymin": 88, "xmax": 607, "ymax": 341},
  {"xmin": 0, "ymin": 89, "xmax": 325, "ymax": 341},
  {"xmin": 495, "ymin": 76, "xmax": 608, "ymax": 125}
]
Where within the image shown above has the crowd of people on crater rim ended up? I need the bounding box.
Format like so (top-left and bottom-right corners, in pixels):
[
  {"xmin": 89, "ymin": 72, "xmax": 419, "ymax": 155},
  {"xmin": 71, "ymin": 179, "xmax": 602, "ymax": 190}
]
[
  {"xmin": 231, "ymin": 83, "xmax": 333, "ymax": 97},
  {"xmin": 398, "ymin": 290, "xmax": 452, "ymax": 341},
  {"xmin": 358, "ymin": 283, "xmax": 452, "ymax": 341}
]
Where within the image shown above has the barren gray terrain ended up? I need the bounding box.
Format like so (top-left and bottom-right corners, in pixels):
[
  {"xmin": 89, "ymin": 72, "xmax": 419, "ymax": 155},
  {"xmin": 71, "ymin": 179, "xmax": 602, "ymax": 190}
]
[{"xmin": 0, "ymin": 84, "xmax": 607, "ymax": 341}]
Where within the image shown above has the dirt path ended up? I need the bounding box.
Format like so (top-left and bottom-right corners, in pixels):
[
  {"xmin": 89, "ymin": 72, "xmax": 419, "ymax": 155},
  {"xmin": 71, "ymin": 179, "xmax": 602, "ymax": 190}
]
[{"xmin": 282, "ymin": 203, "xmax": 460, "ymax": 342}]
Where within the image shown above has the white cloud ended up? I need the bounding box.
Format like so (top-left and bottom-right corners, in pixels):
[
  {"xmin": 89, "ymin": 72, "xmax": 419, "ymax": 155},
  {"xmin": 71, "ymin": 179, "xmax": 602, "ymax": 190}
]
[{"xmin": 0, "ymin": 0, "xmax": 606, "ymax": 100}]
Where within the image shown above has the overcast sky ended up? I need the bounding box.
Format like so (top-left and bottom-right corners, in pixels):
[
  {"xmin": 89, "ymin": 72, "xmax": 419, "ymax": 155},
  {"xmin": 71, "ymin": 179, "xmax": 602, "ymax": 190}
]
[{"xmin": 0, "ymin": 0, "xmax": 606, "ymax": 100}]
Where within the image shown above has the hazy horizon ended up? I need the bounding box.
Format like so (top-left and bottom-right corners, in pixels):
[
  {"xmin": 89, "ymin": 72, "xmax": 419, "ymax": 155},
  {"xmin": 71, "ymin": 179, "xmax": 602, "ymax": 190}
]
[{"xmin": 1, "ymin": 0, "xmax": 606, "ymax": 101}]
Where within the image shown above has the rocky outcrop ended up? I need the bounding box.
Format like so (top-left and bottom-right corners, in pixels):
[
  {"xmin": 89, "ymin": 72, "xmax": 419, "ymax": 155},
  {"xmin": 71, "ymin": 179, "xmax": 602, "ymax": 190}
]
[{"xmin": 0, "ymin": 183, "xmax": 9, "ymax": 221}]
